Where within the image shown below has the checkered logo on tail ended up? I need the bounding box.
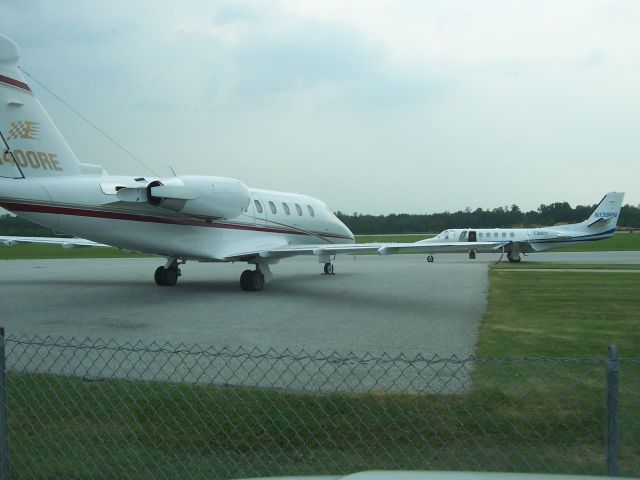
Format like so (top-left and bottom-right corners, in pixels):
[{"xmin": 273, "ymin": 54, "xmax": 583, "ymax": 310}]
[{"xmin": 6, "ymin": 120, "xmax": 39, "ymax": 140}]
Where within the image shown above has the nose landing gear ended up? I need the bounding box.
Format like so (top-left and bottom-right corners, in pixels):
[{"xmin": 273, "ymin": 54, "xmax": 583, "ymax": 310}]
[{"xmin": 323, "ymin": 262, "xmax": 334, "ymax": 275}]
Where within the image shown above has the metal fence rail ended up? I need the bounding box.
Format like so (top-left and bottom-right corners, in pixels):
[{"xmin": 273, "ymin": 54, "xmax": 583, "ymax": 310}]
[{"xmin": 1, "ymin": 333, "xmax": 639, "ymax": 479}]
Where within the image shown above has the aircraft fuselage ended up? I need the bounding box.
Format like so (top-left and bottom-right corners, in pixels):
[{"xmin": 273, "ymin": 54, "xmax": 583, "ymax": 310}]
[{"xmin": 0, "ymin": 175, "xmax": 354, "ymax": 261}]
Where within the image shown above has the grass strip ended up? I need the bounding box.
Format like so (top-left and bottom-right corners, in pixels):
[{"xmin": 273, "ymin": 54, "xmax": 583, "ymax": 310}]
[
  {"xmin": 492, "ymin": 263, "xmax": 640, "ymax": 270},
  {"xmin": 9, "ymin": 357, "xmax": 638, "ymax": 479}
]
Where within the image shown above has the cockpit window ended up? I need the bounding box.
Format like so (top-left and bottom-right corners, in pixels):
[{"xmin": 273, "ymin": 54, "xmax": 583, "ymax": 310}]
[
  {"xmin": 307, "ymin": 205, "xmax": 315, "ymax": 217},
  {"xmin": 282, "ymin": 202, "xmax": 290, "ymax": 215},
  {"xmin": 295, "ymin": 203, "xmax": 303, "ymax": 216},
  {"xmin": 326, "ymin": 207, "xmax": 336, "ymax": 219},
  {"xmin": 254, "ymin": 200, "xmax": 263, "ymax": 214},
  {"xmin": 269, "ymin": 201, "xmax": 277, "ymax": 214}
]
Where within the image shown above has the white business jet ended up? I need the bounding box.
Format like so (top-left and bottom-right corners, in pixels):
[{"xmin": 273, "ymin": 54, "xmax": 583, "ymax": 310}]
[
  {"xmin": 423, "ymin": 191, "xmax": 625, "ymax": 263},
  {"xmin": 0, "ymin": 34, "xmax": 499, "ymax": 290}
]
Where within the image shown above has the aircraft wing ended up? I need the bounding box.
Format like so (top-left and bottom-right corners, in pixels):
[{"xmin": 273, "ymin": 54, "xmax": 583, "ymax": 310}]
[
  {"xmin": 224, "ymin": 241, "xmax": 501, "ymax": 261},
  {"xmin": 0, "ymin": 236, "xmax": 111, "ymax": 249}
]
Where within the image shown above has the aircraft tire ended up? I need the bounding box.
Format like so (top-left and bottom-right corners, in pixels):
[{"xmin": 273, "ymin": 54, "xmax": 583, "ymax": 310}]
[
  {"xmin": 164, "ymin": 267, "xmax": 179, "ymax": 286},
  {"xmin": 154, "ymin": 266, "xmax": 166, "ymax": 286},
  {"xmin": 427, "ymin": 255, "xmax": 434, "ymax": 263},
  {"xmin": 251, "ymin": 271, "xmax": 265, "ymax": 291},
  {"xmin": 155, "ymin": 266, "xmax": 179, "ymax": 286},
  {"xmin": 240, "ymin": 269, "xmax": 253, "ymax": 291},
  {"xmin": 323, "ymin": 263, "xmax": 334, "ymax": 275}
]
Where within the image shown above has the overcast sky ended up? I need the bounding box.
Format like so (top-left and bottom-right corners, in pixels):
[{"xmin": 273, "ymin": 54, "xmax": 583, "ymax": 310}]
[{"xmin": 2, "ymin": 0, "xmax": 639, "ymax": 214}]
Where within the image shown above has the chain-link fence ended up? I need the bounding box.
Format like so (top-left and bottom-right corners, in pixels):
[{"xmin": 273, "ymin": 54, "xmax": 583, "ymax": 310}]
[{"xmin": 0, "ymin": 333, "xmax": 638, "ymax": 479}]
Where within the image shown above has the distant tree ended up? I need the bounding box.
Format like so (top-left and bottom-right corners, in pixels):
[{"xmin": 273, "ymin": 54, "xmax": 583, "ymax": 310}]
[
  {"xmin": 0, "ymin": 214, "xmax": 55, "ymax": 236},
  {"xmin": 337, "ymin": 202, "xmax": 640, "ymax": 234}
]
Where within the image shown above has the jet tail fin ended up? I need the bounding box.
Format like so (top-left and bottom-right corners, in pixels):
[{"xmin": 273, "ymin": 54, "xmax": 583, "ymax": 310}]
[
  {"xmin": 584, "ymin": 192, "xmax": 625, "ymax": 229},
  {"xmin": 0, "ymin": 34, "xmax": 105, "ymax": 178}
]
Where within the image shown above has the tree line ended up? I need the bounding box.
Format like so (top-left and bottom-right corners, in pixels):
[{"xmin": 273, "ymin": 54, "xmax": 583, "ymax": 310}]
[
  {"xmin": 336, "ymin": 202, "xmax": 640, "ymax": 234},
  {"xmin": 1, "ymin": 200, "xmax": 639, "ymax": 236}
]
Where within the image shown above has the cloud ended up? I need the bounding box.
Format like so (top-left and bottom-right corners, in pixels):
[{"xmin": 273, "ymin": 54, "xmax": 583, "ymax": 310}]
[
  {"xmin": 160, "ymin": 2, "xmax": 446, "ymax": 109},
  {"xmin": 2, "ymin": 0, "xmax": 639, "ymax": 211}
]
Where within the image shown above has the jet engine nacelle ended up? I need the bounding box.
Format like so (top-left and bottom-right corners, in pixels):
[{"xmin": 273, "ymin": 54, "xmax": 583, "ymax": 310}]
[{"xmin": 146, "ymin": 176, "xmax": 250, "ymax": 219}]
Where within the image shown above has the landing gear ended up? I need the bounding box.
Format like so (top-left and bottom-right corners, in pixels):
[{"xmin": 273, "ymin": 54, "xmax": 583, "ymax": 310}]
[
  {"xmin": 507, "ymin": 252, "xmax": 521, "ymax": 263},
  {"xmin": 323, "ymin": 262, "xmax": 334, "ymax": 275},
  {"xmin": 240, "ymin": 269, "xmax": 265, "ymax": 291},
  {"xmin": 469, "ymin": 250, "xmax": 476, "ymax": 260},
  {"xmin": 154, "ymin": 258, "xmax": 183, "ymax": 286},
  {"xmin": 426, "ymin": 255, "xmax": 434, "ymax": 263}
]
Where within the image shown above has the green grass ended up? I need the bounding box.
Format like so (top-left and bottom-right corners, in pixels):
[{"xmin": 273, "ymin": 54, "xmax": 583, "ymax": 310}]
[
  {"xmin": 6, "ymin": 240, "xmax": 640, "ymax": 478},
  {"xmin": 0, "ymin": 244, "xmax": 151, "ymax": 259},
  {"xmin": 12, "ymin": 359, "xmax": 635, "ymax": 479},
  {"xmin": 492, "ymin": 263, "xmax": 640, "ymax": 270},
  {"xmin": 479, "ymin": 269, "xmax": 640, "ymax": 358}
]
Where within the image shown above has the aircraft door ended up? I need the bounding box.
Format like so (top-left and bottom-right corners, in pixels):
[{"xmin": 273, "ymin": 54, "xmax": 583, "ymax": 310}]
[{"xmin": 468, "ymin": 230, "xmax": 477, "ymax": 242}]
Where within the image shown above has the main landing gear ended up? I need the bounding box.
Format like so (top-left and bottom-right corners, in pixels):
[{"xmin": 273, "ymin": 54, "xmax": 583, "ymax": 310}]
[
  {"xmin": 426, "ymin": 255, "xmax": 434, "ymax": 263},
  {"xmin": 240, "ymin": 261, "xmax": 273, "ymax": 291},
  {"xmin": 323, "ymin": 262, "xmax": 334, "ymax": 275},
  {"xmin": 154, "ymin": 258, "xmax": 183, "ymax": 286},
  {"xmin": 507, "ymin": 252, "xmax": 522, "ymax": 263},
  {"xmin": 240, "ymin": 268, "xmax": 265, "ymax": 291}
]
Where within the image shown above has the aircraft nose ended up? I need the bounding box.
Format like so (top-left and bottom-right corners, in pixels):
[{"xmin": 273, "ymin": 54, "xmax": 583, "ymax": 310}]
[{"xmin": 341, "ymin": 221, "xmax": 355, "ymax": 241}]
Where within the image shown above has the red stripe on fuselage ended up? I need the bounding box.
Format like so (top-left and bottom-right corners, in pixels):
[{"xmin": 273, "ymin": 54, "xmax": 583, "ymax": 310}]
[
  {"xmin": 0, "ymin": 201, "xmax": 349, "ymax": 240},
  {"xmin": 0, "ymin": 74, "xmax": 32, "ymax": 93}
]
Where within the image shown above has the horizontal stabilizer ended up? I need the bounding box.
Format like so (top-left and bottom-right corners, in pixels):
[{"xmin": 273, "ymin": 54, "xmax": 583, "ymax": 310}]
[{"xmin": 587, "ymin": 216, "xmax": 611, "ymax": 228}]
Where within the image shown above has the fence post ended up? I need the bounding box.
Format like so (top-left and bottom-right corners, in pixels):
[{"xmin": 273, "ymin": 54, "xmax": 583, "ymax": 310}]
[
  {"xmin": 605, "ymin": 344, "xmax": 620, "ymax": 477},
  {"xmin": 0, "ymin": 327, "xmax": 10, "ymax": 480}
]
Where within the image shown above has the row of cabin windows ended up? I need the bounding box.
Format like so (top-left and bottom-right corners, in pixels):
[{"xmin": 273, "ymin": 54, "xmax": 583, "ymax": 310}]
[
  {"xmin": 254, "ymin": 199, "xmax": 315, "ymax": 217},
  {"xmin": 478, "ymin": 232, "xmax": 515, "ymax": 239}
]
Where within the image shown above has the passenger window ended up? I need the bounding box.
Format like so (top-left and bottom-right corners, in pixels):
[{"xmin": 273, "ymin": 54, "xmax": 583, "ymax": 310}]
[
  {"xmin": 494, "ymin": 232, "xmax": 498, "ymax": 238},
  {"xmin": 510, "ymin": 232, "xmax": 515, "ymax": 238},
  {"xmin": 254, "ymin": 200, "xmax": 263, "ymax": 214},
  {"xmin": 307, "ymin": 205, "xmax": 315, "ymax": 217},
  {"xmin": 295, "ymin": 203, "xmax": 303, "ymax": 216},
  {"xmin": 479, "ymin": 233, "xmax": 483, "ymax": 238},
  {"xmin": 282, "ymin": 202, "xmax": 290, "ymax": 215},
  {"xmin": 502, "ymin": 232, "xmax": 506, "ymax": 238},
  {"xmin": 269, "ymin": 201, "xmax": 277, "ymax": 214}
]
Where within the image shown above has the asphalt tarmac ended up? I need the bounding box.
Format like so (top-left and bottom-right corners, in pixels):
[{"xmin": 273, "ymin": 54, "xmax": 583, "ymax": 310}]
[
  {"xmin": 3, "ymin": 251, "xmax": 637, "ymax": 391},
  {"xmin": 1, "ymin": 254, "xmax": 490, "ymax": 357},
  {"xmin": 3, "ymin": 251, "xmax": 639, "ymax": 353}
]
